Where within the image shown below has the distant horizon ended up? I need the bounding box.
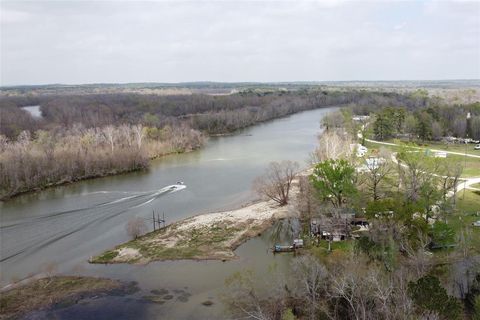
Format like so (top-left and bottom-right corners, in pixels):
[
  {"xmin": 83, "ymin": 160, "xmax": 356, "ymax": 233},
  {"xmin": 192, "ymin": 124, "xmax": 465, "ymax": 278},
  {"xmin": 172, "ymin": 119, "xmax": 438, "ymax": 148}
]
[{"xmin": 2, "ymin": 78, "xmax": 480, "ymax": 89}]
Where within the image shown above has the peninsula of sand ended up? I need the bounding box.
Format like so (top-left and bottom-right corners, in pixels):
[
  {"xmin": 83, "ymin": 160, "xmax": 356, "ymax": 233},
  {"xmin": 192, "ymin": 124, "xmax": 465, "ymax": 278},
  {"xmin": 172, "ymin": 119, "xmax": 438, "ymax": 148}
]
[{"xmin": 90, "ymin": 198, "xmax": 296, "ymax": 264}]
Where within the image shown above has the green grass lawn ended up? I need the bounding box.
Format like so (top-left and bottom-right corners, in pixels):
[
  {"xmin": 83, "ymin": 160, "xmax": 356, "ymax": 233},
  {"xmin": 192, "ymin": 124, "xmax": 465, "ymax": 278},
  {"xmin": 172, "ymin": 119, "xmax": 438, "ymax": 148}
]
[
  {"xmin": 363, "ymin": 140, "xmax": 480, "ymax": 178},
  {"xmin": 364, "ymin": 138, "xmax": 480, "ymax": 156},
  {"xmin": 444, "ymin": 154, "xmax": 480, "ymax": 178},
  {"xmin": 308, "ymin": 239, "xmax": 354, "ymax": 260},
  {"xmin": 416, "ymin": 141, "xmax": 480, "ymax": 156},
  {"xmin": 376, "ymin": 139, "xmax": 480, "ymax": 156},
  {"xmin": 455, "ymin": 189, "xmax": 480, "ymax": 214}
]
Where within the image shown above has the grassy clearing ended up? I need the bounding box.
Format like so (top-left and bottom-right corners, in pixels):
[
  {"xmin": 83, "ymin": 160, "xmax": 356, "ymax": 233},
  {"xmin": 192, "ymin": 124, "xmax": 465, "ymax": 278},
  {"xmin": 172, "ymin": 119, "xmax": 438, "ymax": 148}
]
[
  {"xmin": 0, "ymin": 276, "xmax": 136, "ymax": 319},
  {"xmin": 308, "ymin": 240, "xmax": 354, "ymax": 260},
  {"xmin": 374, "ymin": 139, "xmax": 480, "ymax": 157},
  {"xmin": 414, "ymin": 141, "xmax": 480, "ymax": 157},
  {"xmin": 444, "ymin": 154, "xmax": 480, "ymax": 177},
  {"xmin": 364, "ymin": 140, "xmax": 480, "ymax": 177},
  {"xmin": 365, "ymin": 138, "xmax": 480, "ymax": 155},
  {"xmin": 455, "ymin": 190, "xmax": 480, "ymax": 214}
]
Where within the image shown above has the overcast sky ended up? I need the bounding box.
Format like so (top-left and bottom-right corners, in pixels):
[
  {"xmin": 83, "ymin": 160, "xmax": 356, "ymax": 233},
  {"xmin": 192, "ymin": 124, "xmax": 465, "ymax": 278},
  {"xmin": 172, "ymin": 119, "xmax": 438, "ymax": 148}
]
[{"xmin": 1, "ymin": 0, "xmax": 479, "ymax": 85}]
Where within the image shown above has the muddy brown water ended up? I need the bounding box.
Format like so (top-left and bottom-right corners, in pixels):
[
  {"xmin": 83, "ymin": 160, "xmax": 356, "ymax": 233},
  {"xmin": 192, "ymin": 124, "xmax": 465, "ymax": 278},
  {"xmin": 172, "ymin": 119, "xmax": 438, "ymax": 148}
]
[{"xmin": 0, "ymin": 107, "xmax": 336, "ymax": 319}]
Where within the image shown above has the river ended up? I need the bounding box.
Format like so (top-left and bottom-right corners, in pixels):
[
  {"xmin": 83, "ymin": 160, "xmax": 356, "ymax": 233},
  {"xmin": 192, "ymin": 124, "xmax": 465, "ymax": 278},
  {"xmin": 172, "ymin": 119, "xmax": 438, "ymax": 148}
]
[{"xmin": 0, "ymin": 107, "xmax": 335, "ymax": 319}]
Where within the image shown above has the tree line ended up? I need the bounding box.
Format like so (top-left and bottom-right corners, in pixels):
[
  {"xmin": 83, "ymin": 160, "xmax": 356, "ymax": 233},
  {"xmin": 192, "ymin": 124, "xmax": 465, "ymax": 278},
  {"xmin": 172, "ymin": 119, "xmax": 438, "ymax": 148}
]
[
  {"xmin": 0, "ymin": 124, "xmax": 204, "ymax": 199},
  {"xmin": 0, "ymin": 88, "xmax": 471, "ymax": 198},
  {"xmin": 0, "ymin": 89, "xmax": 437, "ymax": 138},
  {"xmin": 369, "ymin": 102, "xmax": 480, "ymax": 141}
]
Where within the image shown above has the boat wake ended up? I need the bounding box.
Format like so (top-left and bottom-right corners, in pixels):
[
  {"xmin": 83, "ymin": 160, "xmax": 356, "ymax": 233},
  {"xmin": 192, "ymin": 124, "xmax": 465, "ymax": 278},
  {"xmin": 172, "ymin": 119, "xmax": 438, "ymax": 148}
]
[{"xmin": 0, "ymin": 184, "xmax": 186, "ymax": 263}]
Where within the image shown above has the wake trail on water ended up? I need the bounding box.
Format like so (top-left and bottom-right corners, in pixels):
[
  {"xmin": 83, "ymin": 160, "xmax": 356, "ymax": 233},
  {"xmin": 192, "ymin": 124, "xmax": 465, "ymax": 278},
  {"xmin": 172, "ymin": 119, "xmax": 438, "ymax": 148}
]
[{"xmin": 0, "ymin": 185, "xmax": 186, "ymax": 263}]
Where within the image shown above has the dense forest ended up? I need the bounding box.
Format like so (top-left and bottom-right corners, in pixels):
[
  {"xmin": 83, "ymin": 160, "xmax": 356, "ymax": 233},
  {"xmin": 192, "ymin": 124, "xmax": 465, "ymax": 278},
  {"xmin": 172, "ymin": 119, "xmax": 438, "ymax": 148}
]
[
  {"xmin": 0, "ymin": 124, "xmax": 203, "ymax": 199},
  {"xmin": 0, "ymin": 87, "xmax": 475, "ymax": 199},
  {"xmin": 0, "ymin": 89, "xmax": 432, "ymax": 138}
]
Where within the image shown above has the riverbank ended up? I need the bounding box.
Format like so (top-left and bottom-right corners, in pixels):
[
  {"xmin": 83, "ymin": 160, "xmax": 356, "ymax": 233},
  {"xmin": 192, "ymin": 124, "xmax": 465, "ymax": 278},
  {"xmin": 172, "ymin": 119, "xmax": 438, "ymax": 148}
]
[
  {"xmin": 90, "ymin": 167, "xmax": 311, "ymax": 264},
  {"xmin": 0, "ymin": 104, "xmax": 339, "ymax": 202},
  {"xmin": 0, "ymin": 146, "xmax": 200, "ymax": 201},
  {"xmin": 90, "ymin": 199, "xmax": 295, "ymax": 263},
  {"xmin": 0, "ymin": 276, "xmax": 138, "ymax": 319},
  {"xmin": 0, "ymin": 165, "xmax": 146, "ymax": 202}
]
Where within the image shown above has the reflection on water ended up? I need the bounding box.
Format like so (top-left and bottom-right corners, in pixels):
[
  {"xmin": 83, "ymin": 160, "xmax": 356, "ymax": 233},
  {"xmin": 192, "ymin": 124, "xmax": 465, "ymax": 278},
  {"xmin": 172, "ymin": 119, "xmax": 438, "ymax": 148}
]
[
  {"xmin": 0, "ymin": 107, "xmax": 335, "ymax": 319},
  {"xmin": 25, "ymin": 219, "xmax": 299, "ymax": 319}
]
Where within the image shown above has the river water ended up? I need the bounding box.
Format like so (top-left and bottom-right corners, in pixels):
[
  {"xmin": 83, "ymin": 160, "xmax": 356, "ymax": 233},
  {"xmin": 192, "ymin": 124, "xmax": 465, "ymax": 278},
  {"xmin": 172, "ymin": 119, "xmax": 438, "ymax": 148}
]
[
  {"xmin": 0, "ymin": 107, "xmax": 335, "ymax": 319},
  {"xmin": 21, "ymin": 105, "xmax": 42, "ymax": 118}
]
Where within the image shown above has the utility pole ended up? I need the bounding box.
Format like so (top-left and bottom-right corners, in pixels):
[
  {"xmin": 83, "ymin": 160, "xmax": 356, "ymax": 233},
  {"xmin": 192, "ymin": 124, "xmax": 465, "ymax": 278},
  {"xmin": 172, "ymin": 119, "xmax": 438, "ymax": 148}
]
[{"xmin": 152, "ymin": 210, "xmax": 156, "ymax": 231}]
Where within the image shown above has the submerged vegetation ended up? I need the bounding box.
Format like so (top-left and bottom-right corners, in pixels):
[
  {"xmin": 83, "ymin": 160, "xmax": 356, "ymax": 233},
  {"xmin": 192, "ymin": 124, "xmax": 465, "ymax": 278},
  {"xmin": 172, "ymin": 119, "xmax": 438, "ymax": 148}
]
[{"xmin": 0, "ymin": 276, "xmax": 138, "ymax": 319}]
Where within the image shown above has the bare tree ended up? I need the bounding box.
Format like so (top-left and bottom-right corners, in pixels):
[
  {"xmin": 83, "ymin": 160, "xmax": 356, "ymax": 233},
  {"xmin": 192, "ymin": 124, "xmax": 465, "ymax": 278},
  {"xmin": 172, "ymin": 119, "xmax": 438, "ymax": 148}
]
[
  {"xmin": 326, "ymin": 256, "xmax": 414, "ymax": 320},
  {"xmin": 399, "ymin": 228, "xmax": 432, "ymax": 278},
  {"xmin": 321, "ymin": 111, "xmax": 345, "ymax": 131},
  {"xmin": 126, "ymin": 217, "xmax": 147, "ymax": 239},
  {"xmin": 290, "ymin": 255, "xmax": 328, "ymax": 320},
  {"xmin": 132, "ymin": 124, "xmax": 145, "ymax": 149},
  {"xmin": 102, "ymin": 125, "xmax": 116, "ymax": 153},
  {"xmin": 223, "ymin": 269, "xmax": 288, "ymax": 320},
  {"xmin": 253, "ymin": 161, "xmax": 299, "ymax": 206},
  {"xmin": 328, "ymin": 260, "xmax": 374, "ymax": 320},
  {"xmin": 310, "ymin": 130, "xmax": 353, "ymax": 163},
  {"xmin": 0, "ymin": 123, "xmax": 202, "ymax": 199}
]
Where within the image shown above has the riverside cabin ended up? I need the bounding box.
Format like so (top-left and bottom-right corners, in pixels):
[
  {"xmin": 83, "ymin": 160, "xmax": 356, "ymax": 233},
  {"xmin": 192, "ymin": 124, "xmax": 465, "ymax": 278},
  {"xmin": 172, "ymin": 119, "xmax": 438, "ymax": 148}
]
[{"xmin": 310, "ymin": 210, "xmax": 368, "ymax": 242}]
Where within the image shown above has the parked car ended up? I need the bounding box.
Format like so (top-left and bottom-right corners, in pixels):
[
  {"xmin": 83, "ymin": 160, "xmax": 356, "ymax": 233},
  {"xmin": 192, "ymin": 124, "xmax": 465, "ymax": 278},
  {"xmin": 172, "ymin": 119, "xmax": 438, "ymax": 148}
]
[
  {"xmin": 473, "ymin": 221, "xmax": 480, "ymax": 227},
  {"xmin": 474, "ymin": 144, "xmax": 480, "ymax": 150}
]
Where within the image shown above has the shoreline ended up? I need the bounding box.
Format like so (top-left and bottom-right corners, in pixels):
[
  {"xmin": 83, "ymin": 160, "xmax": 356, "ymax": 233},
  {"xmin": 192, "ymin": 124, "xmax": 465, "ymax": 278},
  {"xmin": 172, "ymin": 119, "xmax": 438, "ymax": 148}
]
[
  {"xmin": 90, "ymin": 199, "xmax": 295, "ymax": 264},
  {"xmin": 90, "ymin": 170, "xmax": 310, "ymax": 264},
  {"xmin": 0, "ymin": 105, "xmax": 336, "ymax": 202},
  {"xmin": 0, "ymin": 148, "xmax": 198, "ymax": 202},
  {"xmin": 0, "ymin": 276, "xmax": 138, "ymax": 319}
]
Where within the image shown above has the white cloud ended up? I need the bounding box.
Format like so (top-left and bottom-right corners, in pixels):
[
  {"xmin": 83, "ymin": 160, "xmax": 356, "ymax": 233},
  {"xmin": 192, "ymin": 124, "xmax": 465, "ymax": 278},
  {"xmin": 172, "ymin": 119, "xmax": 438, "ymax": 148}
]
[
  {"xmin": 394, "ymin": 22, "xmax": 406, "ymax": 30},
  {"xmin": 0, "ymin": 0, "xmax": 479, "ymax": 85},
  {"xmin": 1, "ymin": 8, "xmax": 31, "ymax": 24}
]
